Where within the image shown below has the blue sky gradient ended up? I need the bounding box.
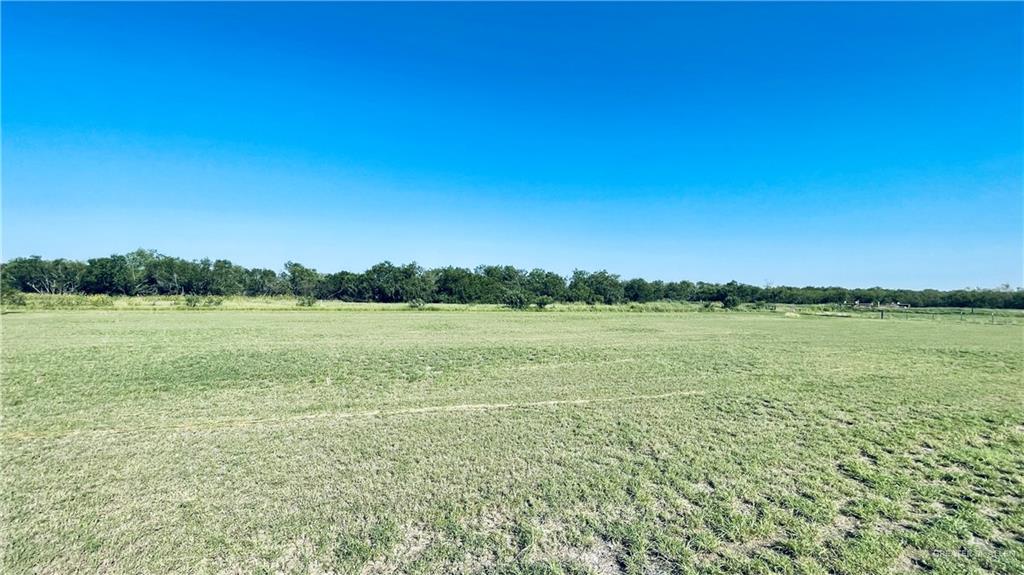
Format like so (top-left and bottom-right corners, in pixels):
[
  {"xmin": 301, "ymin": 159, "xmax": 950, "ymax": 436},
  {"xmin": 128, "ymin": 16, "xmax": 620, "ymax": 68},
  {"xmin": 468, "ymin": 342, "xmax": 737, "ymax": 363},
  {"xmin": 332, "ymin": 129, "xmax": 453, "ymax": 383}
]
[{"xmin": 3, "ymin": 2, "xmax": 1021, "ymax": 288}]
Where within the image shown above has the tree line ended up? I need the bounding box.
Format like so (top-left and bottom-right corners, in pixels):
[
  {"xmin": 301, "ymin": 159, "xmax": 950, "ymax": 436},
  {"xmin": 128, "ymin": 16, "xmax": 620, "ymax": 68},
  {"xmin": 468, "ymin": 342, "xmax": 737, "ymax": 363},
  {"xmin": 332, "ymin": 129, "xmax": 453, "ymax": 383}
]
[{"xmin": 2, "ymin": 249, "xmax": 1022, "ymax": 309}]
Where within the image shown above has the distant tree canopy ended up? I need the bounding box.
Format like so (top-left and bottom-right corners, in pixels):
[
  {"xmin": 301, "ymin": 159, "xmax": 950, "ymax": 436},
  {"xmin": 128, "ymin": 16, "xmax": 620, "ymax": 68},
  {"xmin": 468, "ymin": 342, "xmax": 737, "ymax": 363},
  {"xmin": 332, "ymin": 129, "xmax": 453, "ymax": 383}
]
[{"xmin": 2, "ymin": 249, "xmax": 1022, "ymax": 308}]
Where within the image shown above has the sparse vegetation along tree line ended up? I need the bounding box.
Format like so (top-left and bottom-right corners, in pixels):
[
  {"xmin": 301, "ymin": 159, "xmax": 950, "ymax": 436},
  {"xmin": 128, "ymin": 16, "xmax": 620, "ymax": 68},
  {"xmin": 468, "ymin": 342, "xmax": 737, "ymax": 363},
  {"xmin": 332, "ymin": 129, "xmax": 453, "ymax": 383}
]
[{"xmin": 2, "ymin": 249, "xmax": 1022, "ymax": 308}]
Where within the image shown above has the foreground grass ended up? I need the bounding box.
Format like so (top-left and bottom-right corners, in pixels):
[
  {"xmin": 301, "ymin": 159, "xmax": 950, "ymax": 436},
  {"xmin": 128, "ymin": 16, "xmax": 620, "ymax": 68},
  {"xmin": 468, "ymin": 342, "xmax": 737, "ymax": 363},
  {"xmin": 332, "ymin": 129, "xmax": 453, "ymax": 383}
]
[{"xmin": 2, "ymin": 310, "xmax": 1022, "ymax": 574}]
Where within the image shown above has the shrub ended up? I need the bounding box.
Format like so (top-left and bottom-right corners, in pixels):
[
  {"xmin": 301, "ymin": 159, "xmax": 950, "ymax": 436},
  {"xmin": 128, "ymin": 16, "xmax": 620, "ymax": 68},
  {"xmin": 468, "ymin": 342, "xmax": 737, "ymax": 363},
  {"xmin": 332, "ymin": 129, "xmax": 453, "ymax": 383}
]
[
  {"xmin": 1, "ymin": 286, "xmax": 26, "ymax": 307},
  {"xmin": 35, "ymin": 294, "xmax": 115, "ymax": 309},
  {"xmin": 502, "ymin": 290, "xmax": 529, "ymax": 310},
  {"xmin": 297, "ymin": 295, "xmax": 318, "ymax": 307},
  {"xmin": 408, "ymin": 298, "xmax": 426, "ymax": 309},
  {"xmin": 203, "ymin": 296, "xmax": 224, "ymax": 307},
  {"xmin": 723, "ymin": 295, "xmax": 740, "ymax": 309},
  {"xmin": 534, "ymin": 295, "xmax": 554, "ymax": 309},
  {"xmin": 92, "ymin": 295, "xmax": 115, "ymax": 308},
  {"xmin": 184, "ymin": 294, "xmax": 201, "ymax": 308}
]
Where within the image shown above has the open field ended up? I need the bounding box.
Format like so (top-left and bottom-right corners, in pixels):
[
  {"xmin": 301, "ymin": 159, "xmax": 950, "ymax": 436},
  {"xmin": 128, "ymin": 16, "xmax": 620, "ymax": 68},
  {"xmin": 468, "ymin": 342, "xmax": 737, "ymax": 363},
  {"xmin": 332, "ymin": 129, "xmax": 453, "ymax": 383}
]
[
  {"xmin": 2, "ymin": 309, "xmax": 1022, "ymax": 574},
  {"xmin": 6, "ymin": 294, "xmax": 1024, "ymax": 325}
]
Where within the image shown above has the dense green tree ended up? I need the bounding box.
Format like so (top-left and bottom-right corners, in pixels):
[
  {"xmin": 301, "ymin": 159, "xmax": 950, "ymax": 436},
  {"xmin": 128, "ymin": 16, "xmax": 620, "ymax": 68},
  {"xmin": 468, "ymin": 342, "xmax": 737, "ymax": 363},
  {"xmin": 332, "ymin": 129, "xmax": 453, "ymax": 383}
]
[
  {"xmin": 567, "ymin": 270, "xmax": 597, "ymax": 303},
  {"xmin": 624, "ymin": 278, "xmax": 660, "ymax": 302},
  {"xmin": 1, "ymin": 256, "xmax": 85, "ymax": 294},
  {"xmin": 81, "ymin": 256, "xmax": 130, "ymax": 295},
  {"xmin": 3, "ymin": 250, "xmax": 1022, "ymax": 309},
  {"xmin": 663, "ymin": 280, "xmax": 695, "ymax": 301},
  {"xmin": 525, "ymin": 269, "xmax": 567, "ymax": 300},
  {"xmin": 586, "ymin": 271, "xmax": 625, "ymax": 305},
  {"xmin": 243, "ymin": 268, "xmax": 287, "ymax": 296},
  {"xmin": 123, "ymin": 249, "xmax": 159, "ymax": 295},
  {"xmin": 147, "ymin": 256, "xmax": 210, "ymax": 295},
  {"xmin": 284, "ymin": 262, "xmax": 321, "ymax": 297},
  {"xmin": 474, "ymin": 265, "xmax": 525, "ymax": 303},
  {"xmin": 210, "ymin": 259, "xmax": 245, "ymax": 296},
  {"xmin": 362, "ymin": 261, "xmax": 433, "ymax": 303},
  {"xmin": 318, "ymin": 271, "xmax": 366, "ymax": 301},
  {"xmin": 434, "ymin": 267, "xmax": 481, "ymax": 303}
]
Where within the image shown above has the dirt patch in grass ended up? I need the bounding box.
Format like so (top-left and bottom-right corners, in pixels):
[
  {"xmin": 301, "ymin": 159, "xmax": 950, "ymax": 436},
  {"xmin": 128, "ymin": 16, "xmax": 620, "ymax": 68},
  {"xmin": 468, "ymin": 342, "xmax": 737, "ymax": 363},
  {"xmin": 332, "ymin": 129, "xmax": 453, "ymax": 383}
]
[
  {"xmin": 360, "ymin": 525, "xmax": 436, "ymax": 575},
  {"xmin": 544, "ymin": 538, "xmax": 623, "ymax": 575}
]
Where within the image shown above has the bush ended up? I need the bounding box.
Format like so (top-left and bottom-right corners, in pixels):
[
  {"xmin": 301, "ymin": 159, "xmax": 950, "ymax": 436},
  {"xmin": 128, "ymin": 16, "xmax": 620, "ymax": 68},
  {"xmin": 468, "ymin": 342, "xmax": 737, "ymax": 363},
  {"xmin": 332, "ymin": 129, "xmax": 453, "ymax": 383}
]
[
  {"xmin": 297, "ymin": 295, "xmax": 318, "ymax": 307},
  {"xmin": 1, "ymin": 286, "xmax": 26, "ymax": 307},
  {"xmin": 502, "ymin": 290, "xmax": 529, "ymax": 310},
  {"xmin": 407, "ymin": 298, "xmax": 426, "ymax": 309},
  {"xmin": 184, "ymin": 294, "xmax": 201, "ymax": 308},
  {"xmin": 203, "ymin": 296, "xmax": 224, "ymax": 307},
  {"xmin": 534, "ymin": 295, "xmax": 554, "ymax": 309},
  {"xmin": 723, "ymin": 295, "xmax": 740, "ymax": 309},
  {"xmin": 37, "ymin": 294, "xmax": 115, "ymax": 309}
]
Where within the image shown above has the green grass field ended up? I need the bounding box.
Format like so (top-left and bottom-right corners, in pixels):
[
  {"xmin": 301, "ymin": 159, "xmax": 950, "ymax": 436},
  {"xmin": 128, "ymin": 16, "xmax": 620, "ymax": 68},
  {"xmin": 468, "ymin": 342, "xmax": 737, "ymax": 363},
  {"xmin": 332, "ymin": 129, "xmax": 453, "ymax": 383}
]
[{"xmin": 2, "ymin": 308, "xmax": 1022, "ymax": 574}]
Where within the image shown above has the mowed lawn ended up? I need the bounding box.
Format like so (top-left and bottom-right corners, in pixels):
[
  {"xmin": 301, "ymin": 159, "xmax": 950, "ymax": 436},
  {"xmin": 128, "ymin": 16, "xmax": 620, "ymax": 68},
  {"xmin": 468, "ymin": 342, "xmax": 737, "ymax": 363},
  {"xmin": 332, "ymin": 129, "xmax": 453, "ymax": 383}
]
[{"xmin": 1, "ymin": 310, "xmax": 1022, "ymax": 574}]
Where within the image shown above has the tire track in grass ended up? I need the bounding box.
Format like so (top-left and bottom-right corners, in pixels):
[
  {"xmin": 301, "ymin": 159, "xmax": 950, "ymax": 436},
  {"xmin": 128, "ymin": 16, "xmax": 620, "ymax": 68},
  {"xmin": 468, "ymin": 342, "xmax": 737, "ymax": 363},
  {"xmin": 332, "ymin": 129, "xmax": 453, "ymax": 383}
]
[{"xmin": 3, "ymin": 390, "xmax": 705, "ymax": 440}]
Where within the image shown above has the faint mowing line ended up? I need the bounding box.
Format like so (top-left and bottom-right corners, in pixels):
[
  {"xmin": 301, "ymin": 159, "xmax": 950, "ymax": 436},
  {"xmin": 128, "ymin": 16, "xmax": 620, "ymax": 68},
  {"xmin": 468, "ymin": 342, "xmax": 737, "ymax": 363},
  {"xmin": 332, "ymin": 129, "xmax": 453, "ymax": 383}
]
[{"xmin": 3, "ymin": 390, "xmax": 705, "ymax": 440}]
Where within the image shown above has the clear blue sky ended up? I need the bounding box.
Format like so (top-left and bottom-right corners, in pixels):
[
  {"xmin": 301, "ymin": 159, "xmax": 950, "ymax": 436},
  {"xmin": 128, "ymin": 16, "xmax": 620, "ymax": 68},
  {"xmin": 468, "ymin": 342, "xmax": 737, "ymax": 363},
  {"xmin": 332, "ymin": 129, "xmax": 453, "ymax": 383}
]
[{"xmin": 3, "ymin": 2, "xmax": 1021, "ymax": 289}]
